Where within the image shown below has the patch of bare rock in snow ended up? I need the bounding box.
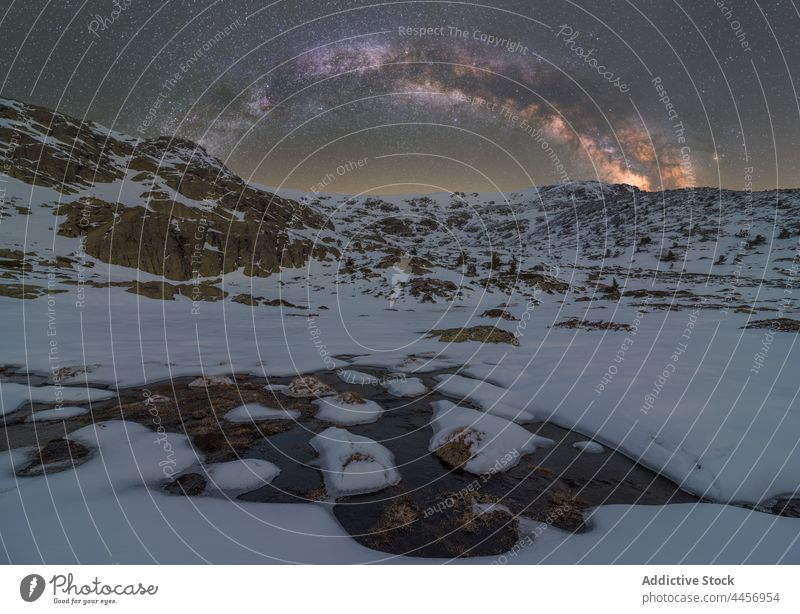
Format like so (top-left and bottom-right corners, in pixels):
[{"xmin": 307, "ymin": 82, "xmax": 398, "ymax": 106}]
[
  {"xmin": 188, "ymin": 375, "xmax": 235, "ymax": 388},
  {"xmin": 284, "ymin": 375, "xmax": 334, "ymax": 398}
]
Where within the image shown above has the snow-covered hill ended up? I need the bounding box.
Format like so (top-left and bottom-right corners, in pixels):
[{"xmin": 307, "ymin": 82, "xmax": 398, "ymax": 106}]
[{"xmin": 2, "ymin": 97, "xmax": 799, "ymax": 563}]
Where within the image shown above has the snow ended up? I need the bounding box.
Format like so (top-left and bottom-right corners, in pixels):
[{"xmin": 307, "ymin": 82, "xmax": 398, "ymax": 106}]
[
  {"xmin": 204, "ymin": 459, "xmax": 280, "ymax": 492},
  {"xmin": 224, "ymin": 403, "xmax": 300, "ymax": 423},
  {"xmin": 309, "ymin": 427, "xmax": 401, "ymax": 496},
  {"xmin": 3, "ymin": 435, "xmax": 796, "ymax": 563},
  {"xmin": 434, "ymin": 373, "xmax": 537, "ymax": 422},
  {"xmin": 573, "ymin": 441, "xmax": 605, "ymax": 454},
  {"xmin": 0, "ymin": 437, "xmax": 376, "ymax": 564},
  {"xmin": 1, "ymin": 382, "xmax": 115, "ymax": 416},
  {"xmin": 65, "ymin": 420, "xmax": 200, "ymax": 486},
  {"xmin": 25, "ymin": 406, "xmax": 90, "ymax": 422},
  {"xmin": 3, "ymin": 105, "xmax": 800, "ymax": 561},
  {"xmin": 385, "ymin": 377, "xmax": 428, "ymax": 397},
  {"xmin": 284, "ymin": 375, "xmax": 334, "ymax": 398},
  {"xmin": 264, "ymin": 383, "xmax": 288, "ymax": 392},
  {"xmin": 4, "ymin": 265, "xmax": 796, "ymax": 504},
  {"xmin": 429, "ymin": 400, "xmax": 553, "ymax": 474},
  {"xmin": 514, "ymin": 503, "xmax": 800, "ymax": 564},
  {"xmin": 313, "ymin": 395, "xmax": 383, "ymax": 425}
]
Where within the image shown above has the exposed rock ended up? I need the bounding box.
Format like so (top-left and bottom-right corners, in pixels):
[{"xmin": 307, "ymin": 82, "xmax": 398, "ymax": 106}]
[
  {"xmin": 124, "ymin": 280, "xmax": 226, "ymax": 301},
  {"xmin": 0, "ymin": 284, "xmax": 68, "ymax": 299},
  {"xmin": 0, "ymin": 103, "xmax": 127, "ymax": 193},
  {"xmin": 772, "ymin": 498, "xmax": 800, "ymax": 518},
  {"xmin": 165, "ymin": 473, "xmax": 207, "ymax": 496},
  {"xmin": 188, "ymin": 375, "xmax": 235, "ymax": 388},
  {"xmin": 0, "ymin": 100, "xmax": 333, "ymax": 281},
  {"xmin": 0, "ymin": 249, "xmax": 31, "ymax": 273},
  {"xmin": 338, "ymin": 390, "xmax": 366, "ymax": 404},
  {"xmin": 263, "ymin": 298, "xmax": 305, "ymax": 308},
  {"xmin": 427, "ymin": 325, "xmax": 519, "ymax": 346},
  {"xmin": 231, "ymin": 293, "xmax": 263, "ymax": 306},
  {"xmin": 553, "ymin": 318, "xmax": 634, "ymax": 332},
  {"xmin": 515, "ymin": 271, "xmax": 571, "ymax": 294},
  {"xmin": 190, "ymin": 421, "xmax": 294, "ymax": 462},
  {"xmin": 480, "ymin": 308, "xmax": 517, "ymax": 320},
  {"xmin": 16, "ymin": 439, "xmax": 91, "ymax": 476},
  {"xmin": 434, "ymin": 427, "xmax": 481, "ymax": 469},
  {"xmin": 744, "ymin": 318, "xmax": 800, "ymax": 332},
  {"xmin": 285, "ymin": 375, "xmax": 334, "ymax": 398},
  {"xmin": 375, "ymin": 254, "xmax": 432, "ymax": 275},
  {"xmin": 546, "ymin": 490, "xmax": 588, "ymax": 532},
  {"xmin": 374, "ymin": 216, "xmax": 413, "ymax": 237},
  {"xmin": 406, "ymin": 278, "xmax": 458, "ymax": 302},
  {"xmin": 68, "ymin": 205, "xmax": 326, "ymax": 281}
]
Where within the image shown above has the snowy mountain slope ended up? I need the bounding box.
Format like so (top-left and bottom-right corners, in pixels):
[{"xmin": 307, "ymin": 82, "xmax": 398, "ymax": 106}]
[{"xmin": 1, "ymin": 96, "xmax": 799, "ymax": 526}]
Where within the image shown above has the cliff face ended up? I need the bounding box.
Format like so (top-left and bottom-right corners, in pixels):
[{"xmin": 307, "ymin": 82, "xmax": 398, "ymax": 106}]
[{"xmin": 0, "ymin": 97, "xmax": 334, "ymax": 281}]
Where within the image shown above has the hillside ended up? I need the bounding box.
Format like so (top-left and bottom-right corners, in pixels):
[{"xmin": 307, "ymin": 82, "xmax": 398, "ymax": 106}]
[{"xmin": 1, "ymin": 98, "xmax": 799, "ymax": 563}]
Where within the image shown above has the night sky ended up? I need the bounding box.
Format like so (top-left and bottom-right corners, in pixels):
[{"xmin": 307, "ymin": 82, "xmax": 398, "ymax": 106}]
[{"xmin": 1, "ymin": 0, "xmax": 799, "ymax": 194}]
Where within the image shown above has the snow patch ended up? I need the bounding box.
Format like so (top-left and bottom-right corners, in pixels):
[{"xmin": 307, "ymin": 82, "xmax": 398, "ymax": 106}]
[
  {"xmin": 313, "ymin": 395, "xmax": 383, "ymax": 425},
  {"xmin": 434, "ymin": 374, "xmax": 536, "ymax": 422},
  {"xmin": 385, "ymin": 377, "xmax": 427, "ymax": 397},
  {"xmin": 310, "ymin": 427, "xmax": 401, "ymax": 496},
  {"xmin": 429, "ymin": 400, "xmax": 553, "ymax": 475},
  {"xmin": 573, "ymin": 441, "xmax": 605, "ymax": 454},
  {"xmin": 1, "ymin": 382, "xmax": 115, "ymax": 416},
  {"xmin": 224, "ymin": 404, "xmax": 300, "ymax": 423},
  {"xmin": 204, "ymin": 459, "xmax": 280, "ymax": 492}
]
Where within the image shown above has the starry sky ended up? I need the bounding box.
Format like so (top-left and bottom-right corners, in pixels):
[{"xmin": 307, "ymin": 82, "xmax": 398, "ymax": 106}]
[{"xmin": 1, "ymin": 0, "xmax": 799, "ymax": 194}]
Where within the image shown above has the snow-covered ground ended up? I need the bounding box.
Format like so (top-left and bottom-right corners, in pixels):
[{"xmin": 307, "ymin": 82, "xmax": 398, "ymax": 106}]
[
  {"xmin": 2, "ymin": 99, "xmax": 799, "ymax": 562},
  {"xmin": 0, "ymin": 421, "xmax": 797, "ymax": 563}
]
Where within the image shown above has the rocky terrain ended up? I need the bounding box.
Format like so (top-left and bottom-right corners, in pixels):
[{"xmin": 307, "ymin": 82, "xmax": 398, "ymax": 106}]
[{"xmin": 2, "ymin": 97, "xmax": 799, "ymax": 563}]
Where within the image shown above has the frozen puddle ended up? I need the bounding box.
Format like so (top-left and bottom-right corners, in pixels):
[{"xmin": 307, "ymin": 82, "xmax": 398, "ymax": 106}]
[
  {"xmin": 2, "ymin": 368, "xmax": 797, "ymax": 562},
  {"xmin": 310, "ymin": 427, "xmax": 401, "ymax": 496}
]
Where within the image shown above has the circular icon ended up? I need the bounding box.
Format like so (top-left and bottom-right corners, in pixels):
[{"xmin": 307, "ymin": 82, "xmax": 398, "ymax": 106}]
[{"xmin": 19, "ymin": 574, "xmax": 45, "ymax": 602}]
